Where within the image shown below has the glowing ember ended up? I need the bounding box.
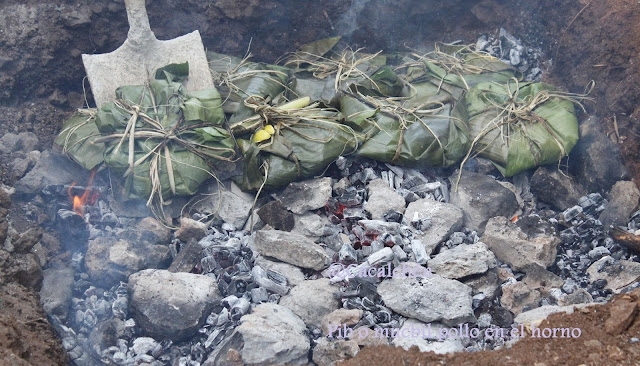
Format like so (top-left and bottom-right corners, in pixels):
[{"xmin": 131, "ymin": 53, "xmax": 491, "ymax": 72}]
[{"xmin": 68, "ymin": 169, "xmax": 98, "ymax": 216}]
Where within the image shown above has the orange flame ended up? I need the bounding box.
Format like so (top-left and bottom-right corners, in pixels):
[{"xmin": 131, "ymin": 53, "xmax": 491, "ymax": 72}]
[{"xmin": 68, "ymin": 169, "xmax": 98, "ymax": 216}]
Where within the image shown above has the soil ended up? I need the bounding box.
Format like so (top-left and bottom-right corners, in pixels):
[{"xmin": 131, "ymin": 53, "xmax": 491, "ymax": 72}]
[
  {"xmin": 1, "ymin": 0, "xmax": 640, "ymax": 365},
  {"xmin": 0, "ymin": 283, "xmax": 67, "ymax": 366},
  {"xmin": 342, "ymin": 289, "xmax": 640, "ymax": 366}
]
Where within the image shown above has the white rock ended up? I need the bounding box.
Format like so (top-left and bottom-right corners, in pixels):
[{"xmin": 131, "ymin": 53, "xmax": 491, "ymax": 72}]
[
  {"xmin": 237, "ymin": 303, "xmax": 310, "ymax": 365},
  {"xmin": 128, "ymin": 269, "xmax": 221, "ymax": 341},
  {"xmin": 403, "ymin": 199, "xmax": 464, "ymax": 255},
  {"xmin": 253, "ymin": 230, "xmax": 330, "ymax": 270},
  {"xmin": 132, "ymin": 337, "xmax": 158, "ymax": 355},
  {"xmin": 377, "ymin": 274, "xmax": 474, "ymax": 326},
  {"xmin": 428, "ymin": 243, "xmax": 497, "ymax": 279},
  {"xmin": 392, "ymin": 319, "xmax": 464, "ymax": 354},
  {"xmin": 279, "ymin": 177, "xmax": 333, "ymax": 214},
  {"xmin": 481, "ymin": 217, "xmax": 558, "ymax": 271},
  {"xmin": 279, "ymin": 279, "xmax": 340, "ymax": 327},
  {"xmin": 364, "ymin": 179, "xmax": 406, "ymax": 220},
  {"xmin": 292, "ymin": 212, "xmax": 329, "ymax": 239},
  {"xmin": 586, "ymin": 256, "xmax": 640, "ymax": 292},
  {"xmin": 254, "ymin": 256, "xmax": 306, "ymax": 286}
]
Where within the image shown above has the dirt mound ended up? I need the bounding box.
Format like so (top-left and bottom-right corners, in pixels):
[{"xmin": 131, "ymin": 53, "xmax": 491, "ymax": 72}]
[
  {"xmin": 342, "ymin": 289, "xmax": 640, "ymax": 366},
  {"xmin": 0, "ymin": 283, "xmax": 67, "ymax": 366}
]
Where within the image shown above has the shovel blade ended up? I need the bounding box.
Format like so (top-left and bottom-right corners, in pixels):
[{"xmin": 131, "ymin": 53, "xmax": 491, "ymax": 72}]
[{"xmin": 82, "ymin": 30, "xmax": 213, "ymax": 108}]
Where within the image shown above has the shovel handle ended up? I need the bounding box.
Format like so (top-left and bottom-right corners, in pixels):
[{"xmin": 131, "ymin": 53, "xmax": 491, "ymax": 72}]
[{"xmin": 124, "ymin": 0, "xmax": 156, "ymax": 43}]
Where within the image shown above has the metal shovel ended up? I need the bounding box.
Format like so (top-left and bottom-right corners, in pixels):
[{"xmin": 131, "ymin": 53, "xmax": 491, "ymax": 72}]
[{"xmin": 82, "ymin": 0, "xmax": 213, "ymax": 108}]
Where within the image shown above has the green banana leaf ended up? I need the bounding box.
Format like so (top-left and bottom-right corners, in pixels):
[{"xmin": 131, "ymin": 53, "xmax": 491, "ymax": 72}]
[
  {"xmin": 94, "ymin": 63, "xmax": 235, "ymax": 200},
  {"xmin": 54, "ymin": 110, "xmax": 105, "ymax": 170},
  {"xmin": 286, "ymin": 38, "xmax": 400, "ymax": 106},
  {"xmin": 340, "ymin": 82, "xmax": 470, "ymax": 168},
  {"xmin": 403, "ymin": 44, "xmax": 519, "ymax": 100},
  {"xmin": 103, "ymin": 141, "xmax": 217, "ymax": 200},
  {"xmin": 207, "ymin": 51, "xmax": 290, "ymax": 118},
  {"xmin": 465, "ymin": 80, "xmax": 579, "ymax": 177},
  {"xmin": 286, "ymin": 36, "xmax": 342, "ymax": 66},
  {"xmin": 234, "ymin": 115, "xmax": 362, "ymax": 191}
]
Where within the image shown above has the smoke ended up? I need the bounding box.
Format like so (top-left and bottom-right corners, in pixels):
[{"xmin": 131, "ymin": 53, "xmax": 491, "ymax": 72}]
[{"xmin": 334, "ymin": 0, "xmax": 372, "ymax": 38}]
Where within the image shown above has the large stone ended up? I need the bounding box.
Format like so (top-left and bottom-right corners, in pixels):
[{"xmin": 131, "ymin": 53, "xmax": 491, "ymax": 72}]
[
  {"xmin": 449, "ymin": 170, "xmax": 519, "ymax": 234},
  {"xmin": 364, "ymin": 179, "xmax": 406, "ymax": 220},
  {"xmin": 321, "ymin": 308, "xmax": 362, "ymax": 335},
  {"xmin": 236, "ymin": 303, "xmax": 310, "ymax": 365},
  {"xmin": 500, "ymin": 281, "xmax": 541, "ymax": 315},
  {"xmin": 392, "ymin": 319, "xmax": 464, "ymax": 354},
  {"xmin": 377, "ymin": 273, "xmax": 474, "ymax": 326},
  {"xmin": 257, "ymin": 200, "xmax": 295, "ymax": 231},
  {"xmin": 40, "ymin": 266, "xmax": 74, "ymax": 321},
  {"xmin": 119, "ymin": 217, "xmax": 171, "ymax": 245},
  {"xmin": 192, "ymin": 184, "xmax": 253, "ymax": 229},
  {"xmin": 128, "ymin": 269, "xmax": 221, "ymax": 341},
  {"xmin": 514, "ymin": 303, "xmax": 593, "ymax": 325},
  {"xmin": 254, "ymin": 256, "xmax": 306, "ymax": 286},
  {"xmin": 558, "ymin": 288, "xmax": 593, "ymax": 306},
  {"xmin": 85, "ymin": 236, "xmax": 171, "ymax": 288},
  {"xmin": 175, "ymin": 218, "xmax": 207, "ymax": 243},
  {"xmin": 252, "ymin": 230, "xmax": 330, "ymax": 271},
  {"xmin": 312, "ymin": 338, "xmax": 359, "ymax": 366},
  {"xmin": 428, "ymin": 243, "xmax": 497, "ymax": 279},
  {"xmin": 0, "ymin": 132, "xmax": 39, "ymax": 154},
  {"xmin": 354, "ymin": 327, "xmax": 389, "ymax": 347},
  {"xmin": 279, "ymin": 177, "xmax": 332, "ymax": 214},
  {"xmin": 11, "ymin": 156, "xmax": 31, "ymax": 180},
  {"xmin": 481, "ymin": 217, "xmax": 559, "ymax": 271},
  {"xmin": 462, "ymin": 268, "xmax": 501, "ymax": 299},
  {"xmin": 586, "ymin": 256, "xmax": 640, "ymax": 292},
  {"xmin": 599, "ymin": 181, "xmax": 640, "ymax": 229},
  {"xmin": 530, "ymin": 166, "xmax": 587, "ymax": 211},
  {"xmin": 279, "ymin": 279, "xmax": 340, "ymax": 327},
  {"xmin": 569, "ymin": 116, "xmax": 628, "ymax": 194},
  {"xmin": 12, "ymin": 227, "xmax": 42, "ymax": 253},
  {"xmin": 402, "ymin": 199, "xmax": 464, "ymax": 255},
  {"xmin": 521, "ymin": 264, "xmax": 564, "ymax": 296},
  {"xmin": 15, "ymin": 151, "xmax": 89, "ymax": 194},
  {"xmin": 291, "ymin": 212, "xmax": 329, "ymax": 240}
]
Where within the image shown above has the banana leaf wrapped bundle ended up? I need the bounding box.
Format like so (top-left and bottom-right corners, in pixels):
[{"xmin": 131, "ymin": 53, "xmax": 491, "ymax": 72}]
[
  {"xmin": 283, "ymin": 37, "xmax": 404, "ymax": 106},
  {"xmin": 462, "ymin": 79, "xmax": 583, "ymax": 177},
  {"xmin": 207, "ymin": 51, "xmax": 290, "ymax": 120},
  {"xmin": 232, "ymin": 96, "xmax": 363, "ymax": 191},
  {"xmin": 54, "ymin": 108, "xmax": 105, "ymax": 170},
  {"xmin": 56, "ymin": 64, "xmax": 236, "ymax": 205},
  {"xmin": 340, "ymin": 81, "xmax": 470, "ymax": 168},
  {"xmin": 400, "ymin": 43, "xmax": 520, "ymax": 101}
]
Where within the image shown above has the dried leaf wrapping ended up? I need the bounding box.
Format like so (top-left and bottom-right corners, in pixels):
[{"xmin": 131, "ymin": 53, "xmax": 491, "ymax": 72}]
[
  {"xmin": 340, "ymin": 81, "xmax": 470, "ymax": 168},
  {"xmin": 464, "ymin": 80, "xmax": 579, "ymax": 177},
  {"xmin": 94, "ymin": 63, "xmax": 235, "ymax": 201},
  {"xmin": 54, "ymin": 110, "xmax": 105, "ymax": 170},
  {"xmin": 233, "ymin": 99, "xmax": 362, "ymax": 191}
]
